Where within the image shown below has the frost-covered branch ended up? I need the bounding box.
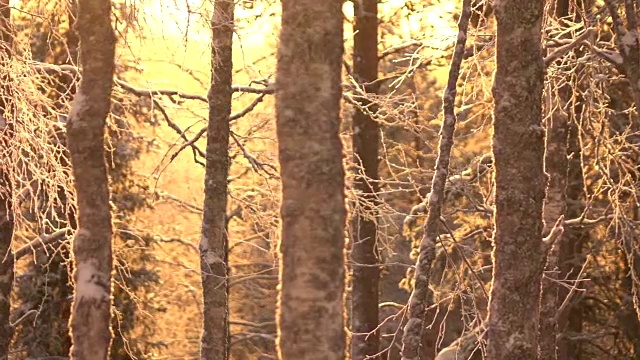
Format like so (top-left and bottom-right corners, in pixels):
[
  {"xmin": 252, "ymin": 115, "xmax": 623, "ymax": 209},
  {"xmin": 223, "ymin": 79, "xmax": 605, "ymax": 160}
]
[
  {"xmin": 400, "ymin": 1, "xmax": 472, "ymax": 358},
  {"xmin": 545, "ymin": 28, "xmax": 593, "ymax": 66},
  {"xmin": 14, "ymin": 229, "xmax": 69, "ymax": 261}
]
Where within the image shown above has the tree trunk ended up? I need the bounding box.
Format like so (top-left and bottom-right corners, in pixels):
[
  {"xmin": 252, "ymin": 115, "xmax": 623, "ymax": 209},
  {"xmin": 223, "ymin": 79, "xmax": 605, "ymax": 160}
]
[
  {"xmin": 486, "ymin": 1, "xmax": 547, "ymax": 360},
  {"xmin": 0, "ymin": 1, "xmax": 14, "ymax": 357},
  {"xmin": 538, "ymin": 77, "xmax": 570, "ymax": 360},
  {"xmin": 539, "ymin": 2, "xmax": 573, "ymax": 358},
  {"xmin": 400, "ymin": 1, "xmax": 472, "ymax": 358},
  {"xmin": 275, "ymin": 0, "xmax": 346, "ymax": 359},
  {"xmin": 66, "ymin": 0, "xmax": 116, "ymax": 358},
  {"xmin": 556, "ymin": 118, "xmax": 586, "ymax": 360},
  {"xmin": 350, "ymin": 0, "xmax": 380, "ymax": 358},
  {"xmin": 199, "ymin": 1, "xmax": 234, "ymax": 359}
]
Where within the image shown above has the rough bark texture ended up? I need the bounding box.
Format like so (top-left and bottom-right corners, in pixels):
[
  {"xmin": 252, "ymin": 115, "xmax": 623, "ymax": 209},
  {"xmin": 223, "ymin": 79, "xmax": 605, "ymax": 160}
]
[
  {"xmin": 0, "ymin": 1, "xmax": 13, "ymax": 357},
  {"xmin": 275, "ymin": 0, "xmax": 346, "ymax": 359},
  {"xmin": 556, "ymin": 119, "xmax": 587, "ymax": 360},
  {"xmin": 539, "ymin": 2, "xmax": 572, "ymax": 358},
  {"xmin": 350, "ymin": 0, "xmax": 380, "ymax": 358},
  {"xmin": 400, "ymin": 1, "xmax": 471, "ymax": 359},
  {"xmin": 538, "ymin": 80, "xmax": 570, "ymax": 360},
  {"xmin": 486, "ymin": 1, "xmax": 546, "ymax": 360},
  {"xmin": 199, "ymin": 1, "xmax": 234, "ymax": 359},
  {"xmin": 66, "ymin": 0, "xmax": 116, "ymax": 358}
]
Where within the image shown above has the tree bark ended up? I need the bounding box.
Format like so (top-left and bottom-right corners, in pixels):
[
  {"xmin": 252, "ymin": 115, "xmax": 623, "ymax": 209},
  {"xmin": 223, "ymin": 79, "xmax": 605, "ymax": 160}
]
[
  {"xmin": 350, "ymin": 0, "xmax": 380, "ymax": 358},
  {"xmin": 0, "ymin": 1, "xmax": 14, "ymax": 357},
  {"xmin": 556, "ymin": 119, "xmax": 586, "ymax": 360},
  {"xmin": 538, "ymin": 76, "xmax": 570, "ymax": 360},
  {"xmin": 486, "ymin": 1, "xmax": 547, "ymax": 360},
  {"xmin": 66, "ymin": 0, "xmax": 116, "ymax": 358},
  {"xmin": 199, "ymin": 1, "xmax": 234, "ymax": 359},
  {"xmin": 400, "ymin": 1, "xmax": 471, "ymax": 359},
  {"xmin": 275, "ymin": 0, "xmax": 346, "ymax": 359}
]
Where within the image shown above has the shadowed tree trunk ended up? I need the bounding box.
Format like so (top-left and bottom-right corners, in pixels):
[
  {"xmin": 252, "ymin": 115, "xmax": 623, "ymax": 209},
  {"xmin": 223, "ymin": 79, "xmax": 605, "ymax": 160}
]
[
  {"xmin": 199, "ymin": 0, "xmax": 234, "ymax": 359},
  {"xmin": 538, "ymin": 71, "xmax": 570, "ymax": 360},
  {"xmin": 350, "ymin": 0, "xmax": 380, "ymax": 358},
  {"xmin": 0, "ymin": 1, "xmax": 14, "ymax": 357},
  {"xmin": 66, "ymin": 0, "xmax": 116, "ymax": 358},
  {"xmin": 275, "ymin": 0, "xmax": 346, "ymax": 359},
  {"xmin": 538, "ymin": 1, "xmax": 573, "ymax": 358},
  {"xmin": 486, "ymin": 1, "xmax": 549, "ymax": 360},
  {"xmin": 555, "ymin": 115, "xmax": 587, "ymax": 360}
]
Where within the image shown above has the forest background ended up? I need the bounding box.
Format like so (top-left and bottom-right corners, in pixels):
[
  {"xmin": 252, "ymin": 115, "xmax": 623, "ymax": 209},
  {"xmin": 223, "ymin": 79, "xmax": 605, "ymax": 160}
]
[{"xmin": 1, "ymin": 0, "xmax": 640, "ymax": 359}]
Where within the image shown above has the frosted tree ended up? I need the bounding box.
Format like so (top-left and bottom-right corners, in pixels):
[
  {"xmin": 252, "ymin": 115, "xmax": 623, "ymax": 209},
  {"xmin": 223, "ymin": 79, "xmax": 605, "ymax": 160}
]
[
  {"xmin": 275, "ymin": 0, "xmax": 347, "ymax": 358},
  {"xmin": 199, "ymin": 0, "xmax": 234, "ymax": 359},
  {"xmin": 485, "ymin": 1, "xmax": 560, "ymax": 359},
  {"xmin": 66, "ymin": 0, "xmax": 116, "ymax": 358}
]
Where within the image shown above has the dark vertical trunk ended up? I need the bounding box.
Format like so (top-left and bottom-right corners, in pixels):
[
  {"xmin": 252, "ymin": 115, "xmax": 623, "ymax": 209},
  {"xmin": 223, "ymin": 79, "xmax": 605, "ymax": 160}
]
[
  {"xmin": 486, "ymin": 1, "xmax": 546, "ymax": 360},
  {"xmin": 350, "ymin": 0, "xmax": 380, "ymax": 358},
  {"xmin": 539, "ymin": 1, "xmax": 572, "ymax": 358},
  {"xmin": 66, "ymin": 0, "xmax": 116, "ymax": 358},
  {"xmin": 556, "ymin": 105, "xmax": 587, "ymax": 360},
  {"xmin": 199, "ymin": 1, "xmax": 234, "ymax": 359},
  {"xmin": 275, "ymin": 0, "xmax": 346, "ymax": 359},
  {"xmin": 538, "ymin": 80, "xmax": 570, "ymax": 360},
  {"xmin": 0, "ymin": 1, "xmax": 14, "ymax": 357}
]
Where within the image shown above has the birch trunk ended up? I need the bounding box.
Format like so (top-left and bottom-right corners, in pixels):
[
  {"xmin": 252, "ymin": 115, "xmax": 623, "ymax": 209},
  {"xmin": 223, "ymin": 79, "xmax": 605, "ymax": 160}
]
[
  {"xmin": 350, "ymin": 0, "xmax": 380, "ymax": 358},
  {"xmin": 199, "ymin": 0, "xmax": 234, "ymax": 358},
  {"xmin": 66, "ymin": 0, "xmax": 116, "ymax": 358},
  {"xmin": 486, "ymin": 1, "xmax": 546, "ymax": 359},
  {"xmin": 275, "ymin": 0, "xmax": 347, "ymax": 358}
]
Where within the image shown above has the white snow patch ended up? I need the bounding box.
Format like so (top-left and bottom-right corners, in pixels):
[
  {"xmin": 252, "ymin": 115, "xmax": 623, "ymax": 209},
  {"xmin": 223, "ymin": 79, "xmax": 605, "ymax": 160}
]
[
  {"xmin": 75, "ymin": 260, "xmax": 110, "ymax": 301},
  {"xmin": 67, "ymin": 91, "xmax": 90, "ymax": 125}
]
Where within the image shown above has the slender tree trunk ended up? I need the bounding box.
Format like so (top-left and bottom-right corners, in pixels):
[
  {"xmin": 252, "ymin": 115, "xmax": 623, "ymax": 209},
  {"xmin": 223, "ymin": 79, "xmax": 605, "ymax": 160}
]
[
  {"xmin": 199, "ymin": 1, "xmax": 234, "ymax": 359},
  {"xmin": 538, "ymin": 2, "xmax": 573, "ymax": 357},
  {"xmin": 400, "ymin": 1, "xmax": 471, "ymax": 359},
  {"xmin": 538, "ymin": 76, "xmax": 570, "ymax": 360},
  {"xmin": 66, "ymin": 0, "xmax": 116, "ymax": 358},
  {"xmin": 556, "ymin": 118, "xmax": 586, "ymax": 360},
  {"xmin": 0, "ymin": 1, "xmax": 14, "ymax": 357},
  {"xmin": 486, "ymin": 1, "xmax": 547, "ymax": 360},
  {"xmin": 350, "ymin": 0, "xmax": 381, "ymax": 358},
  {"xmin": 275, "ymin": 0, "xmax": 346, "ymax": 358}
]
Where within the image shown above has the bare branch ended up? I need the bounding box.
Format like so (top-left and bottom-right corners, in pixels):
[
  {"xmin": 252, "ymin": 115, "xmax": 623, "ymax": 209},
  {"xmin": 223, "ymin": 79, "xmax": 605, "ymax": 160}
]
[
  {"xmin": 14, "ymin": 229, "xmax": 69, "ymax": 261},
  {"xmin": 545, "ymin": 28, "xmax": 593, "ymax": 66}
]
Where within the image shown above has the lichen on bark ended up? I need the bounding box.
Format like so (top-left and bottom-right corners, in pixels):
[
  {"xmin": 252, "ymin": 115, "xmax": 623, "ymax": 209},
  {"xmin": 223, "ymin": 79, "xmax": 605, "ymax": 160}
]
[
  {"xmin": 199, "ymin": 1, "xmax": 234, "ymax": 359},
  {"xmin": 486, "ymin": 1, "xmax": 547, "ymax": 359},
  {"xmin": 275, "ymin": 0, "xmax": 347, "ymax": 359}
]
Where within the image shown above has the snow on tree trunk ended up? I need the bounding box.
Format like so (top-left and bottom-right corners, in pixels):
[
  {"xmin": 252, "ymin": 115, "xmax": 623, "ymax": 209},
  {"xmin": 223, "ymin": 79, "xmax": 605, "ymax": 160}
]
[
  {"xmin": 199, "ymin": 0, "xmax": 234, "ymax": 359},
  {"xmin": 66, "ymin": 0, "xmax": 116, "ymax": 358},
  {"xmin": 486, "ymin": 1, "xmax": 547, "ymax": 360},
  {"xmin": 350, "ymin": 0, "xmax": 381, "ymax": 358},
  {"xmin": 0, "ymin": 1, "xmax": 14, "ymax": 356},
  {"xmin": 275, "ymin": 0, "xmax": 347, "ymax": 359}
]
